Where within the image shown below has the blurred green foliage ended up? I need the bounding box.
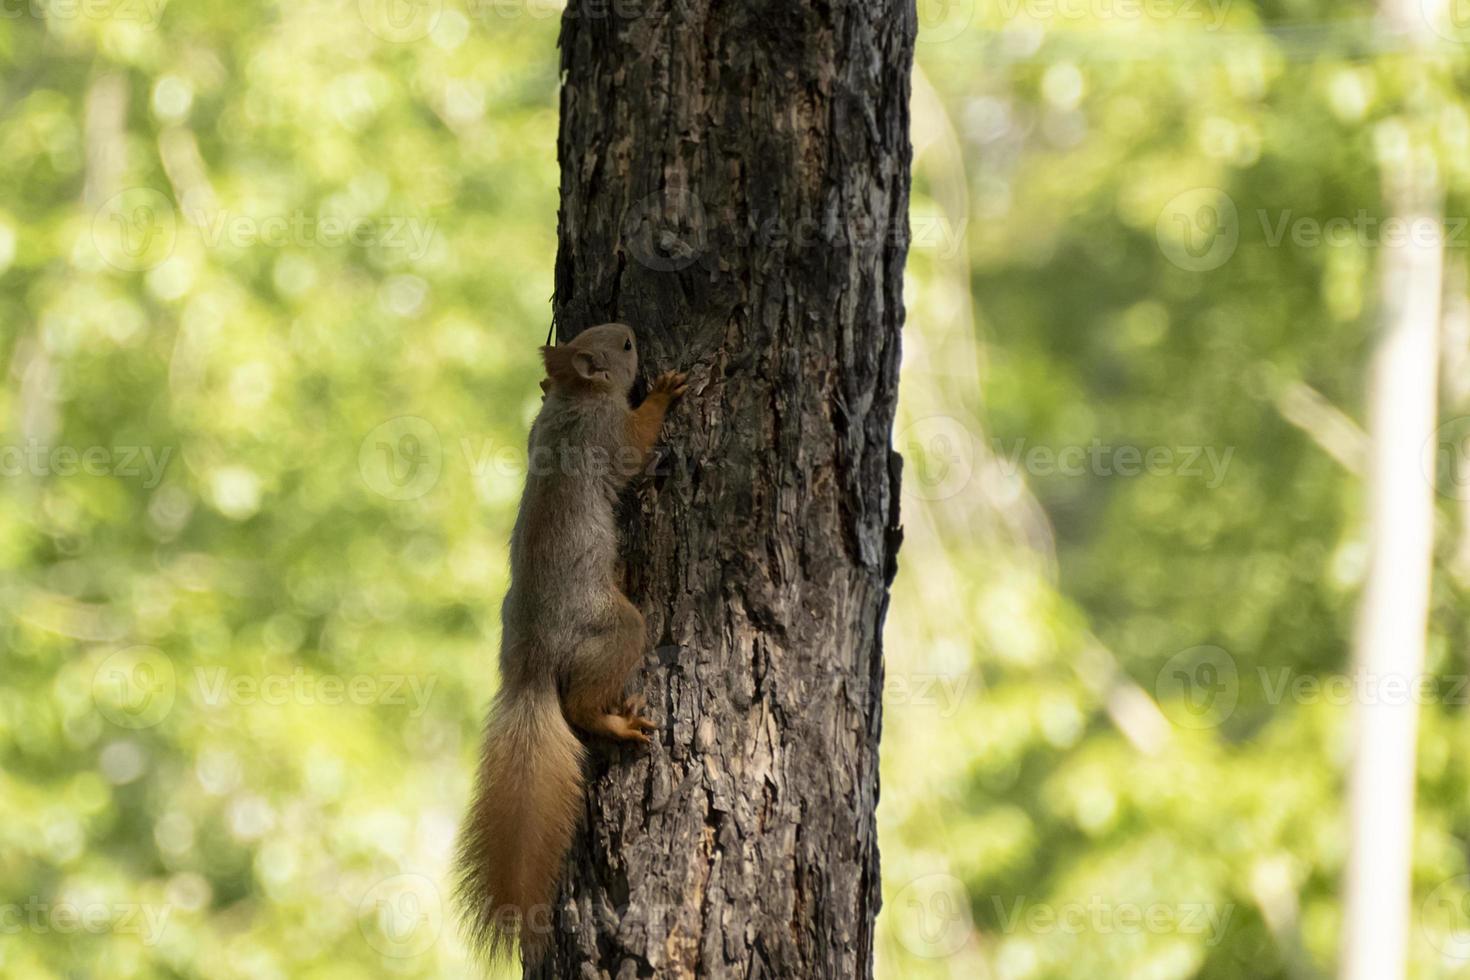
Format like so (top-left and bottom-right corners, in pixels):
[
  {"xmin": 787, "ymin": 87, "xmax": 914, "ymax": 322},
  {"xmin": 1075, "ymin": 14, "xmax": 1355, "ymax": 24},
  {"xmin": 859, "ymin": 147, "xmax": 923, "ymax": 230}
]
[
  {"xmin": 884, "ymin": 4, "xmax": 1470, "ymax": 979},
  {"xmin": 3, "ymin": 1, "xmax": 1470, "ymax": 978}
]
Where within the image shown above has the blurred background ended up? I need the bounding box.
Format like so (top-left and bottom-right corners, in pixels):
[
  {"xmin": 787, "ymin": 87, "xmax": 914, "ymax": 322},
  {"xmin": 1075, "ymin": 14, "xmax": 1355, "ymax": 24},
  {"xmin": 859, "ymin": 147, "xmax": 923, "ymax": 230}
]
[{"xmin": 3, "ymin": 1, "xmax": 1470, "ymax": 978}]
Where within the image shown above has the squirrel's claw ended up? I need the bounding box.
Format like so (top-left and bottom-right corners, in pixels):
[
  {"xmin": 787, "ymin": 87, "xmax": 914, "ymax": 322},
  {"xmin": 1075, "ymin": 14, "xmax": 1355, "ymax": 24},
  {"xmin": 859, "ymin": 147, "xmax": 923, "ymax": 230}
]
[
  {"xmin": 603, "ymin": 712, "xmax": 655, "ymax": 744},
  {"xmin": 651, "ymin": 371, "xmax": 688, "ymax": 399},
  {"xmin": 606, "ymin": 695, "xmax": 657, "ymax": 744}
]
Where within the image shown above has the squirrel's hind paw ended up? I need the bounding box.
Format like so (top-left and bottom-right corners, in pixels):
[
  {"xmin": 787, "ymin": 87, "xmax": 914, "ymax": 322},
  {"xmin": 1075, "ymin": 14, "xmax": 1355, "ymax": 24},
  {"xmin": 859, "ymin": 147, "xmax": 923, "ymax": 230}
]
[
  {"xmin": 598, "ymin": 711, "xmax": 656, "ymax": 744},
  {"xmin": 598, "ymin": 695, "xmax": 656, "ymax": 744}
]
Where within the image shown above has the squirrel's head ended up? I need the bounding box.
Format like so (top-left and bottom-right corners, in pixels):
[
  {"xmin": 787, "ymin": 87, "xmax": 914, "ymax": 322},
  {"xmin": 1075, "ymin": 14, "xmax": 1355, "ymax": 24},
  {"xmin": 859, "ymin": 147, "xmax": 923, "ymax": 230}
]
[{"xmin": 539, "ymin": 322, "xmax": 639, "ymax": 397}]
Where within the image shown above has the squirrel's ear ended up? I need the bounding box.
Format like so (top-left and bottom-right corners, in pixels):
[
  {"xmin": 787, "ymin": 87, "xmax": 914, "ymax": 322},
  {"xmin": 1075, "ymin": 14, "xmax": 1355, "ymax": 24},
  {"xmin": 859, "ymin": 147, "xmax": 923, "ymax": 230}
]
[
  {"xmin": 540, "ymin": 344, "xmax": 576, "ymax": 387},
  {"xmin": 571, "ymin": 349, "xmax": 608, "ymax": 381},
  {"xmin": 541, "ymin": 344, "xmax": 608, "ymax": 386}
]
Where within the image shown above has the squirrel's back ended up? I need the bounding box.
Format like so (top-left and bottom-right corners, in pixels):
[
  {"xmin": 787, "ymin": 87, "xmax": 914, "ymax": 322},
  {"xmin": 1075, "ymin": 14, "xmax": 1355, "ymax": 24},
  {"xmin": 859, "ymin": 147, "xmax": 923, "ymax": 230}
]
[{"xmin": 502, "ymin": 390, "xmax": 625, "ymax": 661}]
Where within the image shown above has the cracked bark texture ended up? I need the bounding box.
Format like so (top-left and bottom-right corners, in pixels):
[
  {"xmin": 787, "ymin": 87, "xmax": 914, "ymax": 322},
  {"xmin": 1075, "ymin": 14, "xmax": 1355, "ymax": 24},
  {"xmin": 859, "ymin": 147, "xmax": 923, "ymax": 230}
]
[{"xmin": 540, "ymin": 2, "xmax": 912, "ymax": 977}]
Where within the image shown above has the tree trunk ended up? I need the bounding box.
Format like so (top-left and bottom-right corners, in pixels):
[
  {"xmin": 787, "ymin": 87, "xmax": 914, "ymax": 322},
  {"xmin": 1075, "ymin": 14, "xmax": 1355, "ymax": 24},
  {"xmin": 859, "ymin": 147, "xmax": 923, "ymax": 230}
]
[
  {"xmin": 1336, "ymin": 3, "xmax": 1444, "ymax": 979},
  {"xmin": 539, "ymin": 3, "xmax": 913, "ymax": 978}
]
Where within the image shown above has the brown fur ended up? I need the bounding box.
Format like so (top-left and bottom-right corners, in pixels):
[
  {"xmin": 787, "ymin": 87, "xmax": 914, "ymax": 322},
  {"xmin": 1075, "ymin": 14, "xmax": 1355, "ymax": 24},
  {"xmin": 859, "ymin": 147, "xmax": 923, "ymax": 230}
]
[
  {"xmin": 455, "ymin": 680, "xmax": 583, "ymax": 962},
  {"xmin": 455, "ymin": 323, "xmax": 686, "ymax": 967}
]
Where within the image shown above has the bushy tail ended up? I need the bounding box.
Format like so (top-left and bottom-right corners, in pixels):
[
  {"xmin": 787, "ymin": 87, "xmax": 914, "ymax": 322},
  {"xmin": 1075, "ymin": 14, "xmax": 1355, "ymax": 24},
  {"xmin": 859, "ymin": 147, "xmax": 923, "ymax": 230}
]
[{"xmin": 455, "ymin": 679, "xmax": 584, "ymax": 965}]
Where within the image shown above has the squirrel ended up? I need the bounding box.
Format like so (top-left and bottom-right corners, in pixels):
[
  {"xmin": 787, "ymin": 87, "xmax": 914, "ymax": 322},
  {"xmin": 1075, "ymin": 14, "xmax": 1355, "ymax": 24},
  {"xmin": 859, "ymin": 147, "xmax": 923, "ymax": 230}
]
[{"xmin": 454, "ymin": 322, "xmax": 687, "ymax": 966}]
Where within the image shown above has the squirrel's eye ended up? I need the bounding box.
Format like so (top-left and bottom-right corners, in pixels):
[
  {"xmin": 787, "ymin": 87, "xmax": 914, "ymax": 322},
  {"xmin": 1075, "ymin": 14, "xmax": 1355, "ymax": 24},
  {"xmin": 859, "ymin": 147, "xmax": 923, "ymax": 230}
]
[{"xmin": 624, "ymin": 339, "xmax": 632, "ymax": 351}]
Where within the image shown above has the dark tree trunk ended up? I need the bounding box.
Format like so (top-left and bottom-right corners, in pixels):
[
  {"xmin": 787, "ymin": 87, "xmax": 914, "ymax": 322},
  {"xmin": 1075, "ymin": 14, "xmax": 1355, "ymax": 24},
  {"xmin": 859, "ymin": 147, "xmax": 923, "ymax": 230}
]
[{"xmin": 541, "ymin": 2, "xmax": 912, "ymax": 977}]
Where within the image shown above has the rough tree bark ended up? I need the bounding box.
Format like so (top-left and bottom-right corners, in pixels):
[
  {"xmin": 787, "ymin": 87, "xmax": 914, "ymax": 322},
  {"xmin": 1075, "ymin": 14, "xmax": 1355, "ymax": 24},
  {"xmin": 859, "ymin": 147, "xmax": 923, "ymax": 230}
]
[{"xmin": 539, "ymin": 2, "xmax": 913, "ymax": 977}]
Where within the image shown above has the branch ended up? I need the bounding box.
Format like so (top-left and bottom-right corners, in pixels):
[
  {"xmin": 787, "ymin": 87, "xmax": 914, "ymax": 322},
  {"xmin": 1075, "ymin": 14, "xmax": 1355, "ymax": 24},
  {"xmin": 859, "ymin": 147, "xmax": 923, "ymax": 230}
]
[{"xmin": 1272, "ymin": 381, "xmax": 1366, "ymax": 476}]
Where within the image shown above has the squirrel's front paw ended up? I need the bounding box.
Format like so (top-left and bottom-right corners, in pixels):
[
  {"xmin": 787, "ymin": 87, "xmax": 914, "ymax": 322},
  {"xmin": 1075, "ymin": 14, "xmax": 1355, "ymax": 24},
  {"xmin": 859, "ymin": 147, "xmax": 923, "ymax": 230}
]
[{"xmin": 650, "ymin": 371, "xmax": 688, "ymax": 401}]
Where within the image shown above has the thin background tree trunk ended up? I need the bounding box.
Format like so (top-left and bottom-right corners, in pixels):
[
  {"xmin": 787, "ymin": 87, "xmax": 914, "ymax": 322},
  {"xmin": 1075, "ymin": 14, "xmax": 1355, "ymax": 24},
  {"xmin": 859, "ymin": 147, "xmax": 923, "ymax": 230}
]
[
  {"xmin": 538, "ymin": 2, "xmax": 913, "ymax": 977},
  {"xmin": 1338, "ymin": 2, "xmax": 1444, "ymax": 976}
]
